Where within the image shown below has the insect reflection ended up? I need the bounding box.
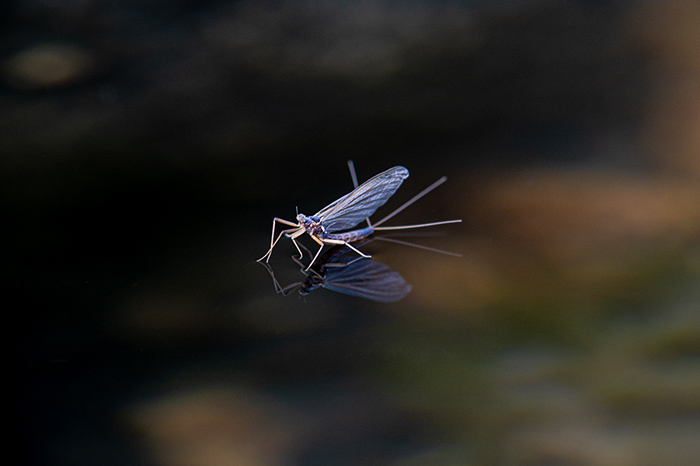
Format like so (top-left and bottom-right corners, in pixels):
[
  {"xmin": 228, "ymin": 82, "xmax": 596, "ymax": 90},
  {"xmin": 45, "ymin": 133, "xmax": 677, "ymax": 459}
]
[{"xmin": 262, "ymin": 242, "xmax": 412, "ymax": 303}]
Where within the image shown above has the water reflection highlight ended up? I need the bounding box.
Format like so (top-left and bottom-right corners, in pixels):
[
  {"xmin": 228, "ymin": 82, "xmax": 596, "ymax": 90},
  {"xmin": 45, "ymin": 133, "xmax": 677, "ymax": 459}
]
[{"xmin": 262, "ymin": 243, "xmax": 412, "ymax": 303}]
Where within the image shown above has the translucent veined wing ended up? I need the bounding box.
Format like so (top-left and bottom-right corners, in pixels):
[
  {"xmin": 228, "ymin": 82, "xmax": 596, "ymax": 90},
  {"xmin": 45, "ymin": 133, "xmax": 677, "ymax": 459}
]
[
  {"xmin": 322, "ymin": 258, "xmax": 412, "ymax": 302},
  {"xmin": 314, "ymin": 166, "xmax": 409, "ymax": 232}
]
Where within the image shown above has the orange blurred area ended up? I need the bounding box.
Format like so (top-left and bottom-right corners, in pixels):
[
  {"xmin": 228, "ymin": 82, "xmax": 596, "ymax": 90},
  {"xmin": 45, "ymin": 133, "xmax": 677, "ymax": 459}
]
[{"xmin": 126, "ymin": 387, "xmax": 302, "ymax": 466}]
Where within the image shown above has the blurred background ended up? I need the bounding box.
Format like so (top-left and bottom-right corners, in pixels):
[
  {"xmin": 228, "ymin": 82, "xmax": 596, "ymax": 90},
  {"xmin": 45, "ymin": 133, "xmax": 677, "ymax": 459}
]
[{"xmin": 6, "ymin": 0, "xmax": 700, "ymax": 465}]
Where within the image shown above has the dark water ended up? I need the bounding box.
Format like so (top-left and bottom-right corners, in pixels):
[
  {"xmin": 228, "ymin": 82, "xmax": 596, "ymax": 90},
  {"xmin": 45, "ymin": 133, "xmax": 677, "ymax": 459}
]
[{"xmin": 7, "ymin": 1, "xmax": 700, "ymax": 465}]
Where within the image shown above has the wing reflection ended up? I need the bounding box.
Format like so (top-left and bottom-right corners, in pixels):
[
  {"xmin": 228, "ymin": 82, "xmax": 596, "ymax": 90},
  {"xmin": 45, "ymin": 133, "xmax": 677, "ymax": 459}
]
[{"xmin": 262, "ymin": 244, "xmax": 412, "ymax": 303}]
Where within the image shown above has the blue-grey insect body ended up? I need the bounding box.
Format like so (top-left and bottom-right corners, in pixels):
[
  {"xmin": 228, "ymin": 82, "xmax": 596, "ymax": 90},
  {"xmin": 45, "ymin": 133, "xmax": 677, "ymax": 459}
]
[{"xmin": 258, "ymin": 163, "xmax": 460, "ymax": 270}]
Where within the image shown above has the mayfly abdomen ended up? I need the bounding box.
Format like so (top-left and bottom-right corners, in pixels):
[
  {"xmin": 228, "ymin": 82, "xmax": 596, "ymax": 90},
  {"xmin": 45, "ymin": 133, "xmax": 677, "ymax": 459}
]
[{"xmin": 326, "ymin": 225, "xmax": 375, "ymax": 243}]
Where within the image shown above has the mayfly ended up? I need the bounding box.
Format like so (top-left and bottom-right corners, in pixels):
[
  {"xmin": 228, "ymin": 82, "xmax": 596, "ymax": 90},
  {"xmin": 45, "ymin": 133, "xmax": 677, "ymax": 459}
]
[{"xmin": 257, "ymin": 162, "xmax": 462, "ymax": 269}]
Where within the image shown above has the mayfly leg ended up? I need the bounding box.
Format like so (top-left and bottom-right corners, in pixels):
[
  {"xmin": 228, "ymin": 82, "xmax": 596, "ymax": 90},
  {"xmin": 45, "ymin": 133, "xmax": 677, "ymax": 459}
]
[
  {"xmin": 257, "ymin": 217, "xmax": 302, "ymax": 263},
  {"xmin": 306, "ymin": 235, "xmax": 371, "ymax": 272},
  {"xmin": 338, "ymin": 241, "xmax": 371, "ymax": 260},
  {"xmin": 286, "ymin": 227, "xmax": 307, "ymax": 259},
  {"xmin": 307, "ymin": 240, "xmax": 326, "ymax": 273}
]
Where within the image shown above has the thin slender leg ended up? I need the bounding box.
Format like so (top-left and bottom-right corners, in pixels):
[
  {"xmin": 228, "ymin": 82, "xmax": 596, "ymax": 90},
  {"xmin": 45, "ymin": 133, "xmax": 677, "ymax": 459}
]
[
  {"xmin": 295, "ymin": 242, "xmax": 313, "ymax": 259},
  {"xmin": 305, "ymin": 237, "xmax": 371, "ymax": 271},
  {"xmin": 257, "ymin": 217, "xmax": 301, "ymax": 263},
  {"xmin": 340, "ymin": 240, "xmax": 371, "ymax": 259},
  {"xmin": 288, "ymin": 235, "xmax": 305, "ymax": 260},
  {"xmin": 305, "ymin": 236, "xmax": 326, "ymax": 271}
]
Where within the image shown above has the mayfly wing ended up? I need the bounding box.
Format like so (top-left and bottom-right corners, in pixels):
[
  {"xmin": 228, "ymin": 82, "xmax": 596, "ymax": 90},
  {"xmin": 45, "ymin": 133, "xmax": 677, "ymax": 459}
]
[
  {"xmin": 315, "ymin": 166, "xmax": 409, "ymax": 232},
  {"xmin": 322, "ymin": 257, "xmax": 412, "ymax": 303}
]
